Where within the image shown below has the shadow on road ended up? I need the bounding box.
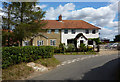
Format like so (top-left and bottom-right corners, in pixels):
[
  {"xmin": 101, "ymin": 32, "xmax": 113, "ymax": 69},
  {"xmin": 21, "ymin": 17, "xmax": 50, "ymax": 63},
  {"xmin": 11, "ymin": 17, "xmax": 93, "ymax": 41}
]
[{"xmin": 81, "ymin": 58, "xmax": 120, "ymax": 80}]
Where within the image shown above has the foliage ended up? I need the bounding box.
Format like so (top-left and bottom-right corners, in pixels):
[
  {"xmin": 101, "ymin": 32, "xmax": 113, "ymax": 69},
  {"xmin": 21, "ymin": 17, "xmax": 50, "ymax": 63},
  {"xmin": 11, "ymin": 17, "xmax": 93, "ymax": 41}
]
[
  {"xmin": 79, "ymin": 43, "xmax": 87, "ymax": 52},
  {"xmin": 2, "ymin": 46, "xmax": 54, "ymax": 69},
  {"xmin": 66, "ymin": 44, "xmax": 75, "ymax": 52},
  {"xmin": 2, "ymin": 2, "xmax": 46, "ymax": 46},
  {"xmin": 114, "ymin": 34, "xmax": 120, "ymax": 42},
  {"xmin": 87, "ymin": 46, "xmax": 93, "ymax": 51},
  {"xmin": 34, "ymin": 57, "xmax": 60, "ymax": 67},
  {"xmin": 2, "ymin": 63, "xmax": 34, "ymax": 80},
  {"xmin": 59, "ymin": 43, "xmax": 66, "ymax": 53},
  {"xmin": 88, "ymin": 38, "xmax": 101, "ymax": 45}
]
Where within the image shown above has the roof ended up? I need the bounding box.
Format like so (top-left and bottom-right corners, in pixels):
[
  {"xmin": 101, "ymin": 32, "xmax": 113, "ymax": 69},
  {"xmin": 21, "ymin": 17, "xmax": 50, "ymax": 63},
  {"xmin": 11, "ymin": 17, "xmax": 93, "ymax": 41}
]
[{"xmin": 42, "ymin": 20, "xmax": 100, "ymax": 29}]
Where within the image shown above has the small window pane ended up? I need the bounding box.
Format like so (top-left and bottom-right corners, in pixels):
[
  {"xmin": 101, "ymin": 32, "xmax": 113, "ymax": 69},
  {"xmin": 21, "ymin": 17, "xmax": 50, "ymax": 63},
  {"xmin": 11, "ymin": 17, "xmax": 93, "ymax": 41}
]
[
  {"xmin": 64, "ymin": 29, "xmax": 68, "ymax": 34},
  {"xmin": 71, "ymin": 29, "xmax": 76, "ymax": 34},
  {"xmin": 55, "ymin": 29, "xmax": 59, "ymax": 33},
  {"xmin": 92, "ymin": 30, "xmax": 96, "ymax": 34},
  {"xmin": 88, "ymin": 40, "xmax": 93, "ymax": 45},
  {"xmin": 37, "ymin": 40, "xmax": 44, "ymax": 46},
  {"xmin": 47, "ymin": 29, "xmax": 51, "ymax": 34},
  {"xmin": 50, "ymin": 40, "xmax": 56, "ymax": 46},
  {"xmin": 85, "ymin": 29, "xmax": 89, "ymax": 34},
  {"xmin": 24, "ymin": 41, "xmax": 30, "ymax": 46}
]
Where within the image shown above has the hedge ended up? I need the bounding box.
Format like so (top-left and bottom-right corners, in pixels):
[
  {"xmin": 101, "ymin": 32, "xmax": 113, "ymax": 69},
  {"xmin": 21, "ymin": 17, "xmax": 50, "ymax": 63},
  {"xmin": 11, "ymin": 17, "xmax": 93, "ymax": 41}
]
[{"xmin": 2, "ymin": 46, "xmax": 54, "ymax": 69}]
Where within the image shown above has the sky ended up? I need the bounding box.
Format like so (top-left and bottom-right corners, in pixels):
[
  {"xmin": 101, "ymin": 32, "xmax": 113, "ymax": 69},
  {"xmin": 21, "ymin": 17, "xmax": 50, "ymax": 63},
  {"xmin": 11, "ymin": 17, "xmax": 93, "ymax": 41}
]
[{"xmin": 0, "ymin": 0, "xmax": 119, "ymax": 41}]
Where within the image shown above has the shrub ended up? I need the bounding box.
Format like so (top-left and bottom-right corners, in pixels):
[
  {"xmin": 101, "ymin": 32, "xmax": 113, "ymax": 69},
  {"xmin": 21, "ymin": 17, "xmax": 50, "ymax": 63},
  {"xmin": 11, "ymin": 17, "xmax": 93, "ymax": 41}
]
[
  {"xmin": 59, "ymin": 43, "xmax": 66, "ymax": 53},
  {"xmin": 87, "ymin": 46, "xmax": 93, "ymax": 51},
  {"xmin": 66, "ymin": 44, "xmax": 75, "ymax": 52},
  {"xmin": 2, "ymin": 46, "xmax": 54, "ymax": 69},
  {"xmin": 79, "ymin": 43, "xmax": 87, "ymax": 52}
]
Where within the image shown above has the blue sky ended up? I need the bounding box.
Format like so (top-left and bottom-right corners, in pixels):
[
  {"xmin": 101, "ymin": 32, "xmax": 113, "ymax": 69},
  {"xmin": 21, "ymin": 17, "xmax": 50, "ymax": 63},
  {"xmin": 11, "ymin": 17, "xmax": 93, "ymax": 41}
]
[{"xmin": 0, "ymin": 1, "xmax": 119, "ymax": 41}]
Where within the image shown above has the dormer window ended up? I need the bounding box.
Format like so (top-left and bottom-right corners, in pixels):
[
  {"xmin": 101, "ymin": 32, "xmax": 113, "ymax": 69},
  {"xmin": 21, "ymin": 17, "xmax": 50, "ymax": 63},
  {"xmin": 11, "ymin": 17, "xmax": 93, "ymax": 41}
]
[
  {"xmin": 85, "ymin": 29, "xmax": 89, "ymax": 34},
  {"xmin": 64, "ymin": 29, "xmax": 68, "ymax": 34},
  {"xmin": 71, "ymin": 29, "xmax": 76, "ymax": 34},
  {"xmin": 47, "ymin": 29, "xmax": 51, "ymax": 34},
  {"xmin": 92, "ymin": 29, "xmax": 96, "ymax": 34}
]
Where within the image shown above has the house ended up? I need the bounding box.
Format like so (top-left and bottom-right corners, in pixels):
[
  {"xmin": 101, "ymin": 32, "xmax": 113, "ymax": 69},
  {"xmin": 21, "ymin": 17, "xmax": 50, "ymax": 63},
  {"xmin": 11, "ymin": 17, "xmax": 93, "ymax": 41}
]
[{"xmin": 23, "ymin": 15, "xmax": 101, "ymax": 48}]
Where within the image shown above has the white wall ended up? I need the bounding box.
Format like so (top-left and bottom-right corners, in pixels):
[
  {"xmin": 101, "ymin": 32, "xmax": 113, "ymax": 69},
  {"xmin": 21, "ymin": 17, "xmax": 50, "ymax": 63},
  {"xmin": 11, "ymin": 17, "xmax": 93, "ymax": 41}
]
[
  {"xmin": 77, "ymin": 36, "xmax": 88, "ymax": 48},
  {"xmin": 61, "ymin": 29, "xmax": 99, "ymax": 46}
]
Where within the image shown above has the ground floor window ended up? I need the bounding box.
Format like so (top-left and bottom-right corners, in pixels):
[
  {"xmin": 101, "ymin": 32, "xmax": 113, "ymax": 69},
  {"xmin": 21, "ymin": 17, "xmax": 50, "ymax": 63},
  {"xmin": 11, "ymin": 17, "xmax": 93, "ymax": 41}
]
[
  {"xmin": 88, "ymin": 40, "xmax": 93, "ymax": 45},
  {"xmin": 24, "ymin": 41, "xmax": 30, "ymax": 46},
  {"xmin": 37, "ymin": 40, "xmax": 44, "ymax": 46},
  {"xmin": 50, "ymin": 39, "xmax": 56, "ymax": 46},
  {"xmin": 67, "ymin": 39, "xmax": 74, "ymax": 44}
]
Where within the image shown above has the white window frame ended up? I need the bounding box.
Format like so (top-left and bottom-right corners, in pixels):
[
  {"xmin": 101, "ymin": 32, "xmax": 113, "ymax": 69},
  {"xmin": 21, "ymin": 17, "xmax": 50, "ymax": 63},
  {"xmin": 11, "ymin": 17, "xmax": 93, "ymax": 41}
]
[
  {"xmin": 64, "ymin": 29, "xmax": 68, "ymax": 34},
  {"xmin": 50, "ymin": 39, "xmax": 56, "ymax": 46},
  {"xmin": 92, "ymin": 29, "xmax": 96, "ymax": 34},
  {"xmin": 71, "ymin": 29, "xmax": 76, "ymax": 34},
  {"xmin": 85, "ymin": 29, "xmax": 89, "ymax": 34},
  {"xmin": 37, "ymin": 40, "xmax": 44, "ymax": 46},
  {"xmin": 47, "ymin": 29, "xmax": 51, "ymax": 34},
  {"xmin": 24, "ymin": 41, "xmax": 30, "ymax": 46},
  {"xmin": 55, "ymin": 29, "xmax": 59, "ymax": 33}
]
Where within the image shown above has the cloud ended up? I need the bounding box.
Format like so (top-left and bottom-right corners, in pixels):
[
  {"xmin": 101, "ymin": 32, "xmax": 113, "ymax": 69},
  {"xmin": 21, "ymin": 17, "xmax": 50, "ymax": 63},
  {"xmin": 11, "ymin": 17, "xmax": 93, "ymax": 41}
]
[
  {"xmin": 36, "ymin": 4, "xmax": 47, "ymax": 9},
  {"xmin": 45, "ymin": 1, "xmax": 118, "ymax": 40},
  {"xmin": 0, "ymin": 7, "xmax": 4, "ymax": 16}
]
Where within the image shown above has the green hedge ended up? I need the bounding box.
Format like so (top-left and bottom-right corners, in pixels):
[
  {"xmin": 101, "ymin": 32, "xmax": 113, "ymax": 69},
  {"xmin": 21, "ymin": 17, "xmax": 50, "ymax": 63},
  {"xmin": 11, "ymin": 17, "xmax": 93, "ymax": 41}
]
[{"xmin": 2, "ymin": 46, "xmax": 54, "ymax": 69}]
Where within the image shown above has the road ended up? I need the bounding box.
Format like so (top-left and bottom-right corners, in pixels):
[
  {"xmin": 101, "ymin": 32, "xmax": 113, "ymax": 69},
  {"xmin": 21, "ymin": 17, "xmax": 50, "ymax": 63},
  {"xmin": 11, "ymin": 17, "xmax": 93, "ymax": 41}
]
[{"xmin": 31, "ymin": 52, "xmax": 119, "ymax": 80}]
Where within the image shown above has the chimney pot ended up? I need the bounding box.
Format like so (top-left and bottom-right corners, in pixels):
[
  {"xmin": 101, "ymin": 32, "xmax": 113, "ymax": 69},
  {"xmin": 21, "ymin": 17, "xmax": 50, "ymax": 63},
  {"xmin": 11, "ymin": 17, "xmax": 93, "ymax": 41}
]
[{"xmin": 59, "ymin": 14, "xmax": 62, "ymax": 21}]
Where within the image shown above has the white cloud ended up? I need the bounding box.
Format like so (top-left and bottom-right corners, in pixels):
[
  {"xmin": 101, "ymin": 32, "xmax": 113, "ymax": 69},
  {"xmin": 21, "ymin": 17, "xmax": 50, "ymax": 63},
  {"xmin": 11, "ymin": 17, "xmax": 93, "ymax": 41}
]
[
  {"xmin": 36, "ymin": 4, "xmax": 47, "ymax": 9},
  {"xmin": 0, "ymin": 7, "xmax": 4, "ymax": 16},
  {"xmin": 45, "ymin": 1, "xmax": 118, "ymax": 40}
]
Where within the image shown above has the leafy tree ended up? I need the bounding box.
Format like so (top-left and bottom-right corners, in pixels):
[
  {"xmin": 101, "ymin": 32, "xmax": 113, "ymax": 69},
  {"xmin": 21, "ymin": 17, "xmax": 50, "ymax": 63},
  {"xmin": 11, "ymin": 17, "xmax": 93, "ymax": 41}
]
[{"xmin": 2, "ymin": 2, "xmax": 46, "ymax": 46}]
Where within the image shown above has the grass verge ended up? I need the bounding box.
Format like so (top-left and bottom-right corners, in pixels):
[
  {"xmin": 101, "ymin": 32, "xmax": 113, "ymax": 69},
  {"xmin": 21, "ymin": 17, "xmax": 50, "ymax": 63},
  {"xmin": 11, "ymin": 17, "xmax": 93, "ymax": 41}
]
[
  {"xmin": 55, "ymin": 52, "xmax": 97, "ymax": 55},
  {"xmin": 2, "ymin": 63, "xmax": 34, "ymax": 80},
  {"xmin": 2, "ymin": 57, "xmax": 60, "ymax": 80},
  {"xmin": 34, "ymin": 57, "xmax": 60, "ymax": 67}
]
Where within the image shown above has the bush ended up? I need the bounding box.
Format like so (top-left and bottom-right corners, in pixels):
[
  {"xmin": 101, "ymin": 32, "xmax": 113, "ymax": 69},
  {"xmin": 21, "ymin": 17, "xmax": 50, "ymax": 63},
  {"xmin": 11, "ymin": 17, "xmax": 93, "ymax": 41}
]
[
  {"xmin": 59, "ymin": 43, "xmax": 66, "ymax": 53},
  {"xmin": 2, "ymin": 46, "xmax": 54, "ymax": 69},
  {"xmin": 66, "ymin": 44, "xmax": 75, "ymax": 52},
  {"xmin": 87, "ymin": 46, "xmax": 93, "ymax": 51},
  {"xmin": 79, "ymin": 43, "xmax": 87, "ymax": 52}
]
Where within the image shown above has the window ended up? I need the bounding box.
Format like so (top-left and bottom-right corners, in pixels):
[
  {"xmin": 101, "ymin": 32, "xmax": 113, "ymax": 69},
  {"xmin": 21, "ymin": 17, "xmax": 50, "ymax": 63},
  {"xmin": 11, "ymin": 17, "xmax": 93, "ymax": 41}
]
[
  {"xmin": 85, "ymin": 29, "xmax": 89, "ymax": 34},
  {"xmin": 88, "ymin": 40, "xmax": 93, "ymax": 45},
  {"xmin": 92, "ymin": 30, "xmax": 96, "ymax": 34},
  {"xmin": 47, "ymin": 29, "xmax": 51, "ymax": 34},
  {"xmin": 37, "ymin": 40, "xmax": 44, "ymax": 46},
  {"xmin": 64, "ymin": 29, "xmax": 68, "ymax": 34},
  {"xmin": 24, "ymin": 41, "xmax": 30, "ymax": 46},
  {"xmin": 50, "ymin": 39, "xmax": 56, "ymax": 46},
  {"xmin": 71, "ymin": 29, "xmax": 76, "ymax": 34},
  {"xmin": 55, "ymin": 29, "xmax": 59, "ymax": 33}
]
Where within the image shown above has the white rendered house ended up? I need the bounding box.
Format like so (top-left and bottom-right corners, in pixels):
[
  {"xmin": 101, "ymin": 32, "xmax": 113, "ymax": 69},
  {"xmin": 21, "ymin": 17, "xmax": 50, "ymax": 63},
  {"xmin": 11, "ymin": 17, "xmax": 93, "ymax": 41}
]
[{"xmin": 23, "ymin": 15, "xmax": 100, "ymax": 48}]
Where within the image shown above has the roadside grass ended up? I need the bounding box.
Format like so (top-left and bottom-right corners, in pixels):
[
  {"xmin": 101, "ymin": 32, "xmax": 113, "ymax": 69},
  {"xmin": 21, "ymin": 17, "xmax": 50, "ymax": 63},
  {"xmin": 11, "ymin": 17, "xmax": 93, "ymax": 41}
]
[
  {"xmin": 2, "ymin": 57, "xmax": 60, "ymax": 80},
  {"xmin": 55, "ymin": 52, "xmax": 97, "ymax": 55},
  {"xmin": 34, "ymin": 57, "xmax": 60, "ymax": 67},
  {"xmin": 2, "ymin": 63, "xmax": 34, "ymax": 80}
]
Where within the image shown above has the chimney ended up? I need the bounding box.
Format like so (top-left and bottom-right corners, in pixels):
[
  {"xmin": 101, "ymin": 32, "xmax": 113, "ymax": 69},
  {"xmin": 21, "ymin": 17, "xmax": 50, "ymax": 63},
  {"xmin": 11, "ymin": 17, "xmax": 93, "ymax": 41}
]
[{"xmin": 58, "ymin": 14, "xmax": 62, "ymax": 21}]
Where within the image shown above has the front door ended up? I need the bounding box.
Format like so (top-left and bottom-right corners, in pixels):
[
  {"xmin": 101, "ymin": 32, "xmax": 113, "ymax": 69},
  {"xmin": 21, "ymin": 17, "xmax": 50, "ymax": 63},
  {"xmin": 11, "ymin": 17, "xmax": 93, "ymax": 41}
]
[{"xmin": 80, "ymin": 40, "xmax": 83, "ymax": 44}]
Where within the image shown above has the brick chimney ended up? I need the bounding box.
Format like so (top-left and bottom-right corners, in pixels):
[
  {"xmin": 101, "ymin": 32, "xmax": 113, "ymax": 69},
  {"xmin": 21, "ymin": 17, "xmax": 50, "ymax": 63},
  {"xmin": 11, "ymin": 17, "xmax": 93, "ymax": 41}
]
[{"xmin": 58, "ymin": 14, "xmax": 62, "ymax": 21}]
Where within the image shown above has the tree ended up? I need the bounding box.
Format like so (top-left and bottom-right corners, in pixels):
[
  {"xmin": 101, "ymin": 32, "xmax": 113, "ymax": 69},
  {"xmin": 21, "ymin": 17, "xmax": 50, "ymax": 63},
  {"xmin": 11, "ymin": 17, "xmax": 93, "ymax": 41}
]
[
  {"xmin": 2, "ymin": 2, "xmax": 46, "ymax": 46},
  {"xmin": 114, "ymin": 34, "xmax": 120, "ymax": 42}
]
